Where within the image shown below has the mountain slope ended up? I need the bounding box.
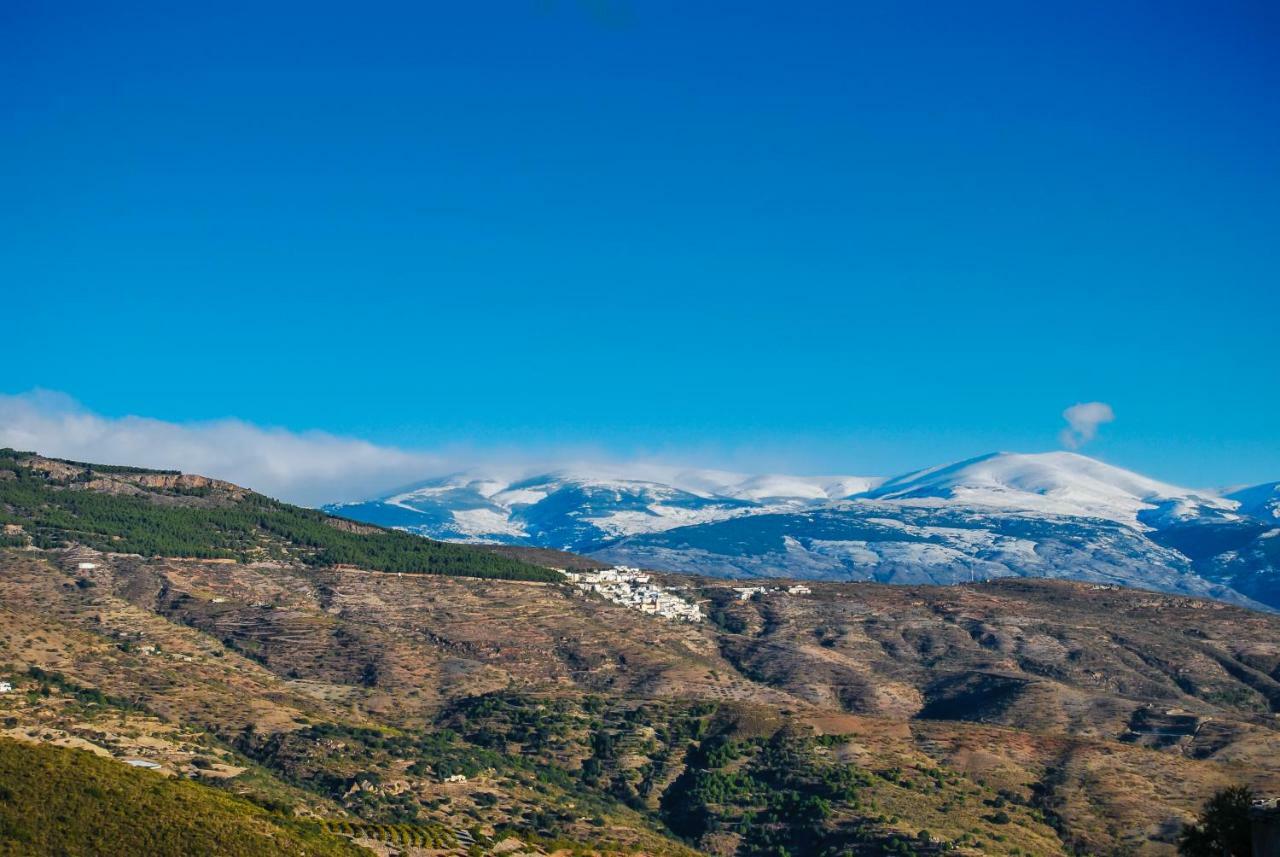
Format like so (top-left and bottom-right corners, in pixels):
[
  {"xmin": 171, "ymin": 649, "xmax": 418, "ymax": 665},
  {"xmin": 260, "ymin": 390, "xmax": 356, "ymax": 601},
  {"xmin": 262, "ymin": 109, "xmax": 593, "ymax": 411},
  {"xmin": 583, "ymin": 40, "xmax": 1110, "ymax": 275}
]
[
  {"xmin": 1228, "ymin": 481, "xmax": 1280, "ymax": 522},
  {"xmin": 0, "ymin": 738, "xmax": 363, "ymax": 857},
  {"xmin": 594, "ymin": 502, "xmax": 1264, "ymax": 607},
  {"xmin": 327, "ymin": 468, "xmax": 878, "ymax": 549},
  {"xmin": 327, "ymin": 452, "xmax": 1280, "ymax": 611},
  {"xmin": 6, "ymin": 450, "xmax": 1280, "ymax": 854},
  {"xmin": 5, "ymin": 536, "xmax": 1280, "ymax": 856},
  {"xmin": 0, "ymin": 449, "xmax": 559, "ymax": 582}
]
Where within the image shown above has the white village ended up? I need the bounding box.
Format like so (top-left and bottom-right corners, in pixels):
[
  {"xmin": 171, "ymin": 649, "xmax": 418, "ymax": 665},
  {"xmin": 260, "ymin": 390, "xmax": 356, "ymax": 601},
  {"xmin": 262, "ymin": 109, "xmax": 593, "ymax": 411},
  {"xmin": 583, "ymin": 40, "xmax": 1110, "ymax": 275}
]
[{"xmin": 563, "ymin": 566, "xmax": 704, "ymax": 622}]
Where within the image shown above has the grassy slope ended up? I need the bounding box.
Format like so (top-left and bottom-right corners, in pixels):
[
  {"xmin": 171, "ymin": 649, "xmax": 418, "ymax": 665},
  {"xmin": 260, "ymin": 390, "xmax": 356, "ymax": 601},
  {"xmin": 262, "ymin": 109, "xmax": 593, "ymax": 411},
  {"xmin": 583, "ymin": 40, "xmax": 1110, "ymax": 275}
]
[
  {"xmin": 0, "ymin": 449, "xmax": 559, "ymax": 582},
  {"xmin": 0, "ymin": 738, "xmax": 365, "ymax": 857}
]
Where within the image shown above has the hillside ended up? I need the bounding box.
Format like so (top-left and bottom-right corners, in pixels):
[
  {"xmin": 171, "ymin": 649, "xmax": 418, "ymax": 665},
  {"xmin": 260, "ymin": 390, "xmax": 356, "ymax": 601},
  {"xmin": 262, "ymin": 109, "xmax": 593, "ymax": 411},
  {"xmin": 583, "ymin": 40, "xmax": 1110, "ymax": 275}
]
[
  {"xmin": 4, "ymin": 452, "xmax": 1280, "ymax": 855},
  {"xmin": 3, "ymin": 541, "xmax": 1280, "ymax": 852},
  {"xmin": 0, "ymin": 449, "xmax": 559, "ymax": 582},
  {"xmin": 0, "ymin": 737, "xmax": 363, "ymax": 857}
]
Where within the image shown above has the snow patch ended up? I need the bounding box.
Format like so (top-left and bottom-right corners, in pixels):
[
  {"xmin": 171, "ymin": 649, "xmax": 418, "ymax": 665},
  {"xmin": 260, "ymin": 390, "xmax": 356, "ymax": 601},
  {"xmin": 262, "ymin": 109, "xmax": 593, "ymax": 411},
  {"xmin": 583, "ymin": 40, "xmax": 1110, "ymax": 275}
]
[{"xmin": 450, "ymin": 508, "xmax": 528, "ymax": 538}]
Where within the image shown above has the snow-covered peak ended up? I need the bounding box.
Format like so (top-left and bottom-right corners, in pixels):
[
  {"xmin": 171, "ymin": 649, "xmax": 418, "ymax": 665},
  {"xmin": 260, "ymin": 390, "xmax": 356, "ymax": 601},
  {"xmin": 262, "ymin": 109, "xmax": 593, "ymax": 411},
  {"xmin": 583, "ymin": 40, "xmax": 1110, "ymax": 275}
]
[
  {"xmin": 694, "ymin": 473, "xmax": 882, "ymax": 502},
  {"xmin": 333, "ymin": 466, "xmax": 882, "ymax": 545},
  {"xmin": 386, "ymin": 467, "xmax": 880, "ymax": 509},
  {"xmin": 382, "ymin": 471, "xmax": 507, "ymax": 507},
  {"xmin": 859, "ymin": 451, "xmax": 1233, "ymax": 526}
]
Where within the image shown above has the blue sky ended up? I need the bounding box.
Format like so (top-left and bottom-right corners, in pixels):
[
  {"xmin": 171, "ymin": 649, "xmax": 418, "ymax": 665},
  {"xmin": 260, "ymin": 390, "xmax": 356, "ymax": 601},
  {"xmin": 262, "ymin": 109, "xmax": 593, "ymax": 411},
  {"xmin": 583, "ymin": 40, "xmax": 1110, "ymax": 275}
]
[{"xmin": 3, "ymin": 1, "xmax": 1278, "ymax": 491}]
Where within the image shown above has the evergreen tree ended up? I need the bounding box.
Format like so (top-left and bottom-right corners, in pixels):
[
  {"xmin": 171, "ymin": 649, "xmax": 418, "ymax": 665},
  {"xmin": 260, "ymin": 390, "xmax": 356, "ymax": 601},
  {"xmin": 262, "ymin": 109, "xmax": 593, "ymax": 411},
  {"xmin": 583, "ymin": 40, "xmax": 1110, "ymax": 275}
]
[{"xmin": 1178, "ymin": 785, "xmax": 1253, "ymax": 857}]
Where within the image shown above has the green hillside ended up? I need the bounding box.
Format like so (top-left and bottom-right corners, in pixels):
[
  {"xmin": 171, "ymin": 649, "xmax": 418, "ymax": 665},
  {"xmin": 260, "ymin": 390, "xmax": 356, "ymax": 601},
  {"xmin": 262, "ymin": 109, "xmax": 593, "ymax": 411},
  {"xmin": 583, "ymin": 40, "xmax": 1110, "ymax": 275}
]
[
  {"xmin": 0, "ymin": 449, "xmax": 559, "ymax": 582},
  {"xmin": 0, "ymin": 738, "xmax": 366, "ymax": 857}
]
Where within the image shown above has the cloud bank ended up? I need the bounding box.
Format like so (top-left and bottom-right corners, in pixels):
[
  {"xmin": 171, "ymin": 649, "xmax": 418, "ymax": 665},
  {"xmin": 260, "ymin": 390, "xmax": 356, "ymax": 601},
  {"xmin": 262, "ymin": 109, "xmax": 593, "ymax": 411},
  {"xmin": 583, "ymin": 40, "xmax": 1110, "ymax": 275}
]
[
  {"xmin": 1059, "ymin": 401, "xmax": 1115, "ymax": 449},
  {"xmin": 0, "ymin": 392, "xmax": 791, "ymax": 506},
  {"xmin": 0, "ymin": 390, "xmax": 1133, "ymax": 508},
  {"xmin": 0, "ymin": 391, "xmax": 444, "ymax": 505}
]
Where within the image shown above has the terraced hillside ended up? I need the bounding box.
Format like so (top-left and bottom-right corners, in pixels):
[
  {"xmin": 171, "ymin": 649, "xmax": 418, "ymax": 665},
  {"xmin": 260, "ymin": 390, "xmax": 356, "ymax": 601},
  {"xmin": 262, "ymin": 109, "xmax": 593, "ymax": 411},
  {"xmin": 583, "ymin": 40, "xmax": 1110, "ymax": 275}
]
[
  {"xmin": 2, "ymin": 453, "xmax": 1280, "ymax": 855},
  {"xmin": 3, "ymin": 544, "xmax": 1280, "ymax": 855}
]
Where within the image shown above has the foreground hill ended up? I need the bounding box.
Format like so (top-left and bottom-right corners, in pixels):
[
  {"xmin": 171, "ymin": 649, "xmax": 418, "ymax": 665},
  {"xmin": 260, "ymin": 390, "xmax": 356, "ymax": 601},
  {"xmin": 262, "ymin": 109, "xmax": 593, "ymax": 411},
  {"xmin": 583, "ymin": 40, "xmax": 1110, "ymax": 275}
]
[
  {"xmin": 0, "ymin": 738, "xmax": 364, "ymax": 857},
  {"xmin": 327, "ymin": 452, "xmax": 1280, "ymax": 611}
]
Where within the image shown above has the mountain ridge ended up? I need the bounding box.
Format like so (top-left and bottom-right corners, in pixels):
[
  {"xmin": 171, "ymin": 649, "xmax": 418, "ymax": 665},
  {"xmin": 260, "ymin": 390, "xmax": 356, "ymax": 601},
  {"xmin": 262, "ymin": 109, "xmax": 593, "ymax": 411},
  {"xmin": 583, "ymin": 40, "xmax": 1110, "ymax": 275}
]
[{"xmin": 325, "ymin": 451, "xmax": 1280, "ymax": 611}]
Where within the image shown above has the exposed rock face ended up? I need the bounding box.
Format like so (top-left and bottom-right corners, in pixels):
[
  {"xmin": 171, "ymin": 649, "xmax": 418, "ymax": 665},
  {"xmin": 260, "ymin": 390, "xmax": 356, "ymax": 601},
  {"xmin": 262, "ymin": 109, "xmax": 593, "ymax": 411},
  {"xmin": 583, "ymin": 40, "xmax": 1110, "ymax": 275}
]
[
  {"xmin": 21, "ymin": 454, "xmax": 249, "ymax": 503},
  {"xmin": 324, "ymin": 517, "xmax": 384, "ymax": 535},
  {"xmin": 26, "ymin": 456, "xmax": 86, "ymax": 481},
  {"xmin": 127, "ymin": 472, "xmax": 244, "ymax": 494}
]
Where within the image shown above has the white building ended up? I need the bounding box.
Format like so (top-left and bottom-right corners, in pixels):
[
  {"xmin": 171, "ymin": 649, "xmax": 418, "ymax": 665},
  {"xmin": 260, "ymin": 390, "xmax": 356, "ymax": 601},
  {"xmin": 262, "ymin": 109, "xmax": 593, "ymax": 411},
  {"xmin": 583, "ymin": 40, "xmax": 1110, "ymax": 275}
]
[
  {"xmin": 77, "ymin": 562, "xmax": 98, "ymax": 571},
  {"xmin": 787, "ymin": 584, "xmax": 812, "ymax": 595},
  {"xmin": 124, "ymin": 759, "xmax": 161, "ymax": 769},
  {"xmin": 0, "ymin": 681, "xmax": 12, "ymax": 693}
]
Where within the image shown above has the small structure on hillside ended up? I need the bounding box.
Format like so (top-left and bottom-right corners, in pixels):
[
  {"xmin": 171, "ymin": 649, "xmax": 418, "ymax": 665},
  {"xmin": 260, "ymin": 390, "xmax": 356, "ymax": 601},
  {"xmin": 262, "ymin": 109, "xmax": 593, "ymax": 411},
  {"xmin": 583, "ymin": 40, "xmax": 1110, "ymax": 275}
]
[
  {"xmin": 0, "ymin": 681, "xmax": 12, "ymax": 693},
  {"xmin": 124, "ymin": 759, "xmax": 161, "ymax": 769},
  {"xmin": 77, "ymin": 562, "xmax": 98, "ymax": 571},
  {"xmin": 443, "ymin": 773, "xmax": 468, "ymax": 783},
  {"xmin": 734, "ymin": 584, "xmax": 812, "ymax": 599}
]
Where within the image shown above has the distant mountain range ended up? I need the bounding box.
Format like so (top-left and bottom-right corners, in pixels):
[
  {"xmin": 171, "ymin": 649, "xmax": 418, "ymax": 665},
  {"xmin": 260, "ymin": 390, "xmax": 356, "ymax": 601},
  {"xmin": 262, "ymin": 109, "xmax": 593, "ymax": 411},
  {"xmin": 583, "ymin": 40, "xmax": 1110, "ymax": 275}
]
[{"xmin": 324, "ymin": 452, "xmax": 1280, "ymax": 611}]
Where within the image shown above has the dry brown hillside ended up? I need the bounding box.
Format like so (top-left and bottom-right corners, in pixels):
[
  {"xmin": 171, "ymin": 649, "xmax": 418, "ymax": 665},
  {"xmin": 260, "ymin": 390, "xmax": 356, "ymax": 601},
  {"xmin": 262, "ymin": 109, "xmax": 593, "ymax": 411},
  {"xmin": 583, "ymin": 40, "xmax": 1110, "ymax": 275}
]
[
  {"xmin": 2, "ymin": 545, "xmax": 1279, "ymax": 855},
  {"xmin": 2, "ymin": 452, "xmax": 1280, "ymax": 855}
]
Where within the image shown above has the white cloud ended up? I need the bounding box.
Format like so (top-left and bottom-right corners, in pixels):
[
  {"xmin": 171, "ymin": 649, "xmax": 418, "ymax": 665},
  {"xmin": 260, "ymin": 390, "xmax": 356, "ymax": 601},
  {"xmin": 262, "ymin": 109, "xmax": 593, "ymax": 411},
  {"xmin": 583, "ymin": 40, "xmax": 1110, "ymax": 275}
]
[
  {"xmin": 0, "ymin": 391, "xmax": 881, "ymax": 507},
  {"xmin": 0, "ymin": 390, "xmax": 444, "ymax": 505},
  {"xmin": 1059, "ymin": 401, "xmax": 1115, "ymax": 449}
]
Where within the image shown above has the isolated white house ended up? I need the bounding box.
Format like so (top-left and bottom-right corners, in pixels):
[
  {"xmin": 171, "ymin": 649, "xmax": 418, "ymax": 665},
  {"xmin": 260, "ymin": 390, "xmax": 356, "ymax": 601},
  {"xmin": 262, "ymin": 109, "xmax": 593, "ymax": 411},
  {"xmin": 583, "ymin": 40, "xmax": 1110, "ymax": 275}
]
[
  {"xmin": 124, "ymin": 759, "xmax": 161, "ymax": 769},
  {"xmin": 77, "ymin": 562, "xmax": 98, "ymax": 570},
  {"xmin": 0, "ymin": 681, "xmax": 12, "ymax": 693}
]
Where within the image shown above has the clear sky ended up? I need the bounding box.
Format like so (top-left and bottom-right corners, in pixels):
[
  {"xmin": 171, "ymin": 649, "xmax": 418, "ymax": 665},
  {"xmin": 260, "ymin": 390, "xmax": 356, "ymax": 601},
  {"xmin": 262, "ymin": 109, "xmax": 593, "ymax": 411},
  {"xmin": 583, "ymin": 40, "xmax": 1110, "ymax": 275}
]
[{"xmin": 3, "ymin": 1, "xmax": 1278, "ymax": 490}]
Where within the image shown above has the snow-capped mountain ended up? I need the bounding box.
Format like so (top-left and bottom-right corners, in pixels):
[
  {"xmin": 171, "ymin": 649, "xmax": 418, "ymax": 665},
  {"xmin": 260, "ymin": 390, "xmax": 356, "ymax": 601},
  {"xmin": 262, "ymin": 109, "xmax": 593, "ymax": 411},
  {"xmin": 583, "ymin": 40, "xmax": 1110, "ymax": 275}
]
[
  {"xmin": 325, "ymin": 468, "xmax": 879, "ymax": 549},
  {"xmin": 324, "ymin": 453, "xmax": 1280, "ymax": 612},
  {"xmin": 860, "ymin": 451, "xmax": 1237, "ymax": 527}
]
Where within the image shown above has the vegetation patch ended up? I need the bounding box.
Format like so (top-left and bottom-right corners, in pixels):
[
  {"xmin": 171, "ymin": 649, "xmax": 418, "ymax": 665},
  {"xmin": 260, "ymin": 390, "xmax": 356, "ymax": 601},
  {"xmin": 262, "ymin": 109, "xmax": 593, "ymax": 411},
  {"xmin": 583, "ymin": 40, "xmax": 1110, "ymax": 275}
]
[
  {"xmin": 0, "ymin": 450, "xmax": 560, "ymax": 581},
  {"xmin": 0, "ymin": 737, "xmax": 363, "ymax": 857}
]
